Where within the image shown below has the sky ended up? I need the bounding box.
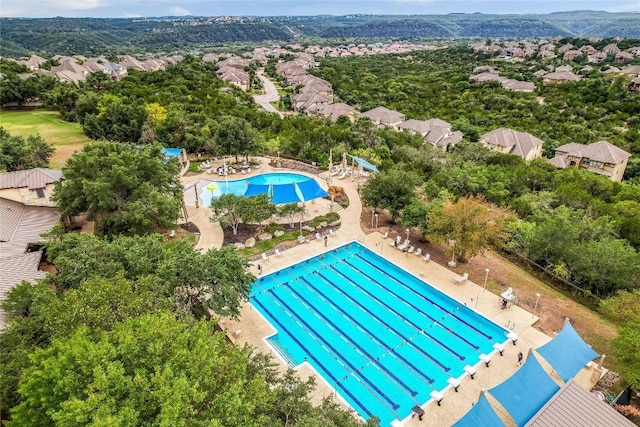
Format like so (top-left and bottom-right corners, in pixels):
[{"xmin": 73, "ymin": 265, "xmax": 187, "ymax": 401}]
[{"xmin": 0, "ymin": 0, "xmax": 638, "ymax": 18}]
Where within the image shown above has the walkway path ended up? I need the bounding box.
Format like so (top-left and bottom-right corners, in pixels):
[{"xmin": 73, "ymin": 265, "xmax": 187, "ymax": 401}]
[{"xmin": 253, "ymin": 70, "xmax": 283, "ymax": 117}]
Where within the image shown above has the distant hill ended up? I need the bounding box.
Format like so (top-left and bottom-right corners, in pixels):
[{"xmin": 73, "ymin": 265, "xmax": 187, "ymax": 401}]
[{"xmin": 1, "ymin": 11, "xmax": 639, "ymax": 57}]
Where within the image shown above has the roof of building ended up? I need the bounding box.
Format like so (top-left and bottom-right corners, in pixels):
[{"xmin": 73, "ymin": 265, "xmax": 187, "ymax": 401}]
[
  {"xmin": 555, "ymin": 141, "xmax": 631, "ymax": 164},
  {"xmin": 548, "ymin": 155, "xmax": 571, "ymax": 169},
  {"xmin": 525, "ymin": 379, "xmax": 636, "ymax": 427},
  {"xmin": 0, "ymin": 197, "xmax": 59, "ymax": 329},
  {"xmin": 544, "ymin": 71, "xmax": 581, "ymax": 82},
  {"xmin": 398, "ymin": 118, "xmax": 449, "ymax": 134},
  {"xmin": 0, "ymin": 168, "xmax": 63, "ymax": 190},
  {"xmin": 482, "ymin": 128, "xmax": 544, "ymax": 158},
  {"xmin": 359, "ymin": 107, "xmax": 405, "ymax": 124}
]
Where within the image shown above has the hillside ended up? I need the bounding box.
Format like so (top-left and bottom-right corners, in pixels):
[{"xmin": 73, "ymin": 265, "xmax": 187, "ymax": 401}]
[{"xmin": 1, "ymin": 11, "xmax": 639, "ymax": 56}]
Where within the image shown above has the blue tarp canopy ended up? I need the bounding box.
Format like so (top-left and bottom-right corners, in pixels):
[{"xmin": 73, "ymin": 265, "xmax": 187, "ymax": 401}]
[
  {"xmin": 296, "ymin": 179, "xmax": 328, "ymax": 201},
  {"xmin": 536, "ymin": 321, "xmax": 599, "ymax": 382},
  {"xmin": 348, "ymin": 155, "xmax": 379, "ymax": 173},
  {"xmin": 161, "ymin": 147, "xmax": 184, "ymax": 159},
  {"xmin": 244, "ymin": 183, "xmax": 271, "ymax": 197},
  {"xmin": 272, "ymin": 183, "xmax": 301, "ymax": 204},
  {"xmin": 452, "ymin": 394, "xmax": 505, "ymax": 427},
  {"xmin": 489, "ymin": 355, "xmax": 560, "ymax": 426}
]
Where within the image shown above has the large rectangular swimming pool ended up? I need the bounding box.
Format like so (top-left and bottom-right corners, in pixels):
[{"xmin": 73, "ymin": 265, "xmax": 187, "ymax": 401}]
[{"xmin": 250, "ymin": 242, "xmax": 508, "ymax": 426}]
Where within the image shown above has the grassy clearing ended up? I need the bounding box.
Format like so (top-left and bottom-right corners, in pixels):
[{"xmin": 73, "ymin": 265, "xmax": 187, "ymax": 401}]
[{"xmin": 0, "ymin": 109, "xmax": 92, "ymax": 168}]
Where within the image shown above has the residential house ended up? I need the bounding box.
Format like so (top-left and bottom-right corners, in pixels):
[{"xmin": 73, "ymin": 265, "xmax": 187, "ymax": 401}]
[
  {"xmin": 602, "ymin": 43, "xmax": 620, "ymax": 54},
  {"xmin": 549, "ymin": 141, "xmax": 631, "ymax": 182},
  {"xmin": 562, "ymin": 50, "xmax": 583, "ymax": 61},
  {"xmin": 480, "ymin": 128, "xmax": 544, "ymax": 161},
  {"xmin": 118, "ymin": 55, "xmax": 147, "ymax": 71},
  {"xmin": 578, "ymin": 45, "xmax": 598, "ymax": 55},
  {"xmin": 309, "ymin": 103, "xmax": 355, "ymax": 122},
  {"xmin": 219, "ymin": 69, "xmax": 250, "ymax": 91},
  {"xmin": 292, "ymin": 92, "xmax": 332, "ymax": 112},
  {"xmin": 398, "ymin": 118, "xmax": 463, "ymax": 152},
  {"xmin": 0, "ymin": 168, "xmax": 63, "ymax": 207},
  {"xmin": 359, "ymin": 107, "xmax": 406, "ymax": 130},
  {"xmin": 631, "ymin": 77, "xmax": 640, "ymax": 93},
  {"xmin": 17, "ymin": 54, "xmax": 47, "ymax": 71},
  {"xmin": 615, "ymin": 51, "xmax": 634, "ymax": 63},
  {"xmin": 501, "ymin": 79, "xmax": 535, "ymax": 92},
  {"xmin": 543, "ymin": 71, "xmax": 581, "ymax": 84},
  {"xmin": 587, "ymin": 52, "xmax": 607, "ymax": 63},
  {"xmin": 0, "ymin": 197, "xmax": 60, "ymax": 328},
  {"xmin": 620, "ymin": 65, "xmax": 640, "ymax": 75}
]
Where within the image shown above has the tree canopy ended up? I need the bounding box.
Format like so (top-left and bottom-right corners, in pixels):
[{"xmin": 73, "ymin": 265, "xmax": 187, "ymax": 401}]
[
  {"xmin": 0, "ymin": 127, "xmax": 54, "ymax": 172},
  {"xmin": 52, "ymin": 142, "xmax": 182, "ymax": 236}
]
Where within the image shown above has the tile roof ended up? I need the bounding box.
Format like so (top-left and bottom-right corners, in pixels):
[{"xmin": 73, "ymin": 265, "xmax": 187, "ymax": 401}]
[
  {"xmin": 0, "ymin": 168, "xmax": 63, "ymax": 190},
  {"xmin": 525, "ymin": 379, "xmax": 636, "ymax": 427},
  {"xmin": 555, "ymin": 141, "xmax": 631, "ymax": 164},
  {"xmin": 359, "ymin": 107, "xmax": 405, "ymax": 125},
  {"xmin": 482, "ymin": 128, "xmax": 544, "ymax": 158}
]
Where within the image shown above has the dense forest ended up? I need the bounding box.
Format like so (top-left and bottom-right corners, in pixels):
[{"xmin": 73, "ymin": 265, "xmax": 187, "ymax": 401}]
[{"xmin": 2, "ymin": 11, "xmax": 640, "ymax": 56}]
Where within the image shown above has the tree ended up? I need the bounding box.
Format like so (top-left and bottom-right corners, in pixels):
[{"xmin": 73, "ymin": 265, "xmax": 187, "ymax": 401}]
[
  {"xmin": 45, "ymin": 233, "xmax": 254, "ymax": 320},
  {"xmin": 210, "ymin": 193, "xmax": 247, "ymax": 236},
  {"xmin": 600, "ymin": 290, "xmax": 640, "ymax": 326},
  {"xmin": 41, "ymin": 274, "xmax": 171, "ymax": 338},
  {"xmin": 614, "ymin": 317, "xmax": 640, "ymax": 390},
  {"xmin": 215, "ymin": 115, "xmax": 260, "ymax": 163},
  {"xmin": 242, "ymin": 194, "xmax": 277, "ymax": 231},
  {"xmin": 428, "ymin": 196, "xmax": 511, "ymax": 262},
  {"xmin": 8, "ymin": 313, "xmax": 279, "ymax": 427},
  {"xmin": 52, "ymin": 142, "xmax": 182, "ymax": 236},
  {"xmin": 279, "ymin": 202, "xmax": 305, "ymax": 228},
  {"xmin": 0, "ymin": 128, "xmax": 54, "ymax": 172},
  {"xmin": 361, "ymin": 169, "xmax": 420, "ymax": 221}
]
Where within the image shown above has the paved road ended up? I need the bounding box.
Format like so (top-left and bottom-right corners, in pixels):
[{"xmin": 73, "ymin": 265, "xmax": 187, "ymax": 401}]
[{"xmin": 253, "ymin": 70, "xmax": 283, "ymax": 117}]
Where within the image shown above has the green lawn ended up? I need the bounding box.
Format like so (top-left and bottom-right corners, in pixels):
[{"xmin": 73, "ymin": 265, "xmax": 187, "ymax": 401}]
[{"xmin": 0, "ymin": 109, "xmax": 92, "ymax": 168}]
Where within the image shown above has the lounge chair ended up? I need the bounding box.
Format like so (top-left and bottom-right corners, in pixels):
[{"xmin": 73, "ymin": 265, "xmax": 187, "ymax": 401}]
[
  {"xmin": 261, "ymin": 253, "xmax": 269, "ymax": 262},
  {"xmin": 414, "ymin": 248, "xmax": 422, "ymax": 256},
  {"xmin": 329, "ymin": 229, "xmax": 336, "ymax": 237},
  {"xmin": 406, "ymin": 246, "xmax": 415, "ymax": 254},
  {"xmin": 330, "ymin": 168, "xmax": 341, "ymax": 177},
  {"xmin": 315, "ymin": 232, "xmax": 321, "ymax": 240},
  {"xmin": 275, "ymin": 249, "xmax": 282, "ymax": 257},
  {"xmin": 381, "ymin": 231, "xmax": 389, "ymax": 239},
  {"xmin": 422, "ymin": 253, "xmax": 431, "ymax": 262},
  {"xmin": 398, "ymin": 240, "xmax": 410, "ymax": 251},
  {"xmin": 454, "ymin": 272, "xmax": 469, "ymax": 285},
  {"xmin": 389, "ymin": 240, "xmax": 396, "ymax": 247},
  {"xmin": 338, "ymin": 172, "xmax": 347, "ymax": 180}
]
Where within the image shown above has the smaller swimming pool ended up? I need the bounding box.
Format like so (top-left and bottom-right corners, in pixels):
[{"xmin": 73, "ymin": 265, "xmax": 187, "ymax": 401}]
[{"xmin": 199, "ymin": 172, "xmax": 324, "ymax": 206}]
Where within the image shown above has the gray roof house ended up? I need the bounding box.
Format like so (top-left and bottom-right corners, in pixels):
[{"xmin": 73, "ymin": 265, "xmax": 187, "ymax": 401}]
[
  {"xmin": 359, "ymin": 107, "xmax": 406, "ymax": 130},
  {"xmin": 550, "ymin": 141, "xmax": 631, "ymax": 182},
  {"xmin": 480, "ymin": 128, "xmax": 544, "ymax": 161},
  {"xmin": 0, "ymin": 197, "xmax": 60, "ymax": 328},
  {"xmin": 398, "ymin": 119, "xmax": 463, "ymax": 151}
]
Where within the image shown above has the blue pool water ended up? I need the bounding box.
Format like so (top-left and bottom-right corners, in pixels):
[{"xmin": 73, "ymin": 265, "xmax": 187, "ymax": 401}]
[
  {"xmin": 250, "ymin": 242, "xmax": 508, "ymax": 426},
  {"xmin": 200, "ymin": 172, "xmax": 315, "ymax": 206}
]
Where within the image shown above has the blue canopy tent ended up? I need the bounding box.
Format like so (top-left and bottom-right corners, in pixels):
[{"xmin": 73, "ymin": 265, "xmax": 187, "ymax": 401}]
[
  {"xmin": 244, "ymin": 183, "xmax": 271, "ymax": 197},
  {"xmin": 296, "ymin": 179, "xmax": 328, "ymax": 201},
  {"xmin": 348, "ymin": 155, "xmax": 379, "ymax": 173},
  {"xmin": 272, "ymin": 183, "xmax": 301, "ymax": 204},
  {"xmin": 452, "ymin": 394, "xmax": 506, "ymax": 427},
  {"xmin": 489, "ymin": 355, "xmax": 560, "ymax": 426},
  {"xmin": 535, "ymin": 321, "xmax": 599, "ymax": 382}
]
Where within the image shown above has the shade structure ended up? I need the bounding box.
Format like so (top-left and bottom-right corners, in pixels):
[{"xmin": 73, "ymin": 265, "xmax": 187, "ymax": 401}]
[
  {"xmin": 535, "ymin": 321, "xmax": 599, "ymax": 382},
  {"xmin": 453, "ymin": 394, "xmax": 506, "ymax": 427},
  {"xmin": 348, "ymin": 155, "xmax": 379, "ymax": 173},
  {"xmin": 272, "ymin": 183, "xmax": 301, "ymax": 204},
  {"xmin": 296, "ymin": 179, "xmax": 328, "ymax": 201},
  {"xmin": 489, "ymin": 355, "xmax": 560, "ymax": 426},
  {"xmin": 244, "ymin": 183, "xmax": 271, "ymax": 197}
]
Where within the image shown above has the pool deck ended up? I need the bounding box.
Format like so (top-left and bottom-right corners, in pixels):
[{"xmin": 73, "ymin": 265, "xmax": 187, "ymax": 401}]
[{"xmin": 183, "ymin": 159, "xmax": 601, "ymax": 427}]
